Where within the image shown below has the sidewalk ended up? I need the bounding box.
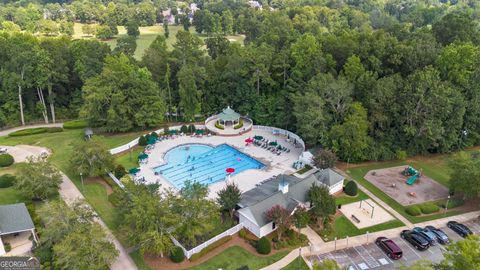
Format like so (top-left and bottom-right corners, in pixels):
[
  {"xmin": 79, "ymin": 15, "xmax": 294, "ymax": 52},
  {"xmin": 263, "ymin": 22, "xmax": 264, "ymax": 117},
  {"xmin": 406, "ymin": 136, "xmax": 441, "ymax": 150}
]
[
  {"xmin": 59, "ymin": 173, "xmax": 138, "ymax": 270},
  {"xmin": 261, "ymin": 210, "xmax": 480, "ymax": 270}
]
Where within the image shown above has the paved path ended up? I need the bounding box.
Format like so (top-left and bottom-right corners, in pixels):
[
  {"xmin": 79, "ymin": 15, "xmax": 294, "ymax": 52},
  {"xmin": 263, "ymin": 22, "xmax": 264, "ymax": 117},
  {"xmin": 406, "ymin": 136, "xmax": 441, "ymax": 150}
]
[
  {"xmin": 261, "ymin": 210, "xmax": 480, "ymax": 270},
  {"xmin": 59, "ymin": 173, "xmax": 138, "ymax": 270},
  {"xmin": 0, "ymin": 123, "xmax": 63, "ymax": 137}
]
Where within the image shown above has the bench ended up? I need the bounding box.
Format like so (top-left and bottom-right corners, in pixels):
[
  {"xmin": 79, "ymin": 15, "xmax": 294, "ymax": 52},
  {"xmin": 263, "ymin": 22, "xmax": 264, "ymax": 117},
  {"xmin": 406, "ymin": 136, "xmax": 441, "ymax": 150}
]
[{"xmin": 351, "ymin": 214, "xmax": 360, "ymax": 223}]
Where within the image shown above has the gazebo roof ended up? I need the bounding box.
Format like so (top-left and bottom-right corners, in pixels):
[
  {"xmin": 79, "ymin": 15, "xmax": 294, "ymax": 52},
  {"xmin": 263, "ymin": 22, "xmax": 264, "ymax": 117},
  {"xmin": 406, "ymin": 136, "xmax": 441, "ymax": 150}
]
[{"xmin": 217, "ymin": 106, "xmax": 241, "ymax": 122}]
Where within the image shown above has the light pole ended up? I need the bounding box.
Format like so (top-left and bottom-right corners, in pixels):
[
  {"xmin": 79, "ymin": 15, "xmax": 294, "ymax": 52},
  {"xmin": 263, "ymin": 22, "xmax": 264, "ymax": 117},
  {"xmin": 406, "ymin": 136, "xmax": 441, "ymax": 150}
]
[
  {"xmin": 80, "ymin": 172, "xmax": 84, "ymax": 191},
  {"xmin": 298, "ymin": 247, "xmax": 301, "ymax": 270},
  {"xmin": 445, "ymin": 195, "xmax": 451, "ymax": 216}
]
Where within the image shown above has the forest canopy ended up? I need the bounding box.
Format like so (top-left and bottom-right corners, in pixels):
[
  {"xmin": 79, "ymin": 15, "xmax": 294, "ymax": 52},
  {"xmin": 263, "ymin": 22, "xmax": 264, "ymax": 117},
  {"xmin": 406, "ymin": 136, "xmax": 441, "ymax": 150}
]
[{"xmin": 0, "ymin": 0, "xmax": 479, "ymax": 162}]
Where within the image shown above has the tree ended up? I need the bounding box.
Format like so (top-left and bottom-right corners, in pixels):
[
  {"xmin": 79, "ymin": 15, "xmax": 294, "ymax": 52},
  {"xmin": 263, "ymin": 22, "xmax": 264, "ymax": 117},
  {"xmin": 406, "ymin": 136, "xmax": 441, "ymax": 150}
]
[
  {"xmin": 314, "ymin": 149, "xmax": 337, "ymax": 169},
  {"xmin": 447, "ymin": 152, "xmax": 480, "ymax": 199},
  {"xmin": 126, "ymin": 20, "xmax": 140, "ymax": 37},
  {"xmin": 15, "ymin": 156, "xmax": 62, "ymax": 200},
  {"xmin": 205, "ymin": 35, "xmax": 229, "ymax": 59},
  {"xmin": 172, "ymin": 30, "xmax": 204, "ymax": 65},
  {"xmin": 216, "ymin": 182, "xmax": 241, "ymax": 219},
  {"xmin": 163, "ymin": 19, "xmax": 169, "ymax": 38},
  {"xmin": 81, "ymin": 24, "xmax": 96, "ymax": 36},
  {"xmin": 292, "ymin": 91, "xmax": 326, "ymax": 145},
  {"xmin": 293, "ymin": 207, "xmax": 310, "ymax": 230},
  {"xmin": 313, "ymin": 259, "xmax": 345, "ymax": 270},
  {"xmin": 265, "ymin": 205, "xmax": 292, "ymax": 241},
  {"xmin": 177, "ymin": 65, "xmax": 201, "ymax": 121},
  {"xmin": 308, "ymin": 184, "xmax": 336, "ymax": 226},
  {"xmin": 114, "ymin": 36, "xmax": 137, "ymax": 56},
  {"xmin": 123, "ymin": 183, "xmax": 177, "ymax": 257},
  {"xmin": 222, "ymin": 10, "xmax": 234, "ymax": 35},
  {"xmin": 81, "ymin": 54, "xmax": 165, "ymax": 131},
  {"xmin": 53, "ymin": 222, "xmax": 117, "ymax": 270},
  {"xmin": 437, "ymin": 235, "xmax": 480, "ymax": 270},
  {"xmin": 69, "ymin": 39, "xmax": 111, "ymax": 82},
  {"xmin": 69, "ymin": 137, "xmax": 115, "ymax": 177},
  {"xmin": 35, "ymin": 19, "xmax": 59, "ymax": 36},
  {"xmin": 180, "ymin": 14, "xmax": 190, "ymax": 31},
  {"xmin": 432, "ymin": 12, "xmax": 478, "ymax": 46},
  {"xmin": 95, "ymin": 25, "xmax": 114, "ymax": 39},
  {"xmin": 141, "ymin": 35, "xmax": 170, "ymax": 86}
]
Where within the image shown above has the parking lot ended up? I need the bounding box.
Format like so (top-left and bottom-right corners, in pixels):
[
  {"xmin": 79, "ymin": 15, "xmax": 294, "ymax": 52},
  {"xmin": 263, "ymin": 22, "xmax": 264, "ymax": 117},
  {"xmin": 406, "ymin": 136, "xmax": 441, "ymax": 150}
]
[{"xmin": 307, "ymin": 219, "xmax": 480, "ymax": 269}]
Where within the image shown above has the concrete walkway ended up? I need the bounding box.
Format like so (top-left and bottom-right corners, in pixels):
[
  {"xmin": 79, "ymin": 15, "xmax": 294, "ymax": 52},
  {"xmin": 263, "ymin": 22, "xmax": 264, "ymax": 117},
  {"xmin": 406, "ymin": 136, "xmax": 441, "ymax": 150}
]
[
  {"xmin": 59, "ymin": 173, "xmax": 138, "ymax": 270},
  {"xmin": 301, "ymin": 226, "xmax": 324, "ymax": 246},
  {"xmin": 0, "ymin": 123, "xmax": 63, "ymax": 137},
  {"xmin": 260, "ymin": 210, "xmax": 480, "ymax": 270}
]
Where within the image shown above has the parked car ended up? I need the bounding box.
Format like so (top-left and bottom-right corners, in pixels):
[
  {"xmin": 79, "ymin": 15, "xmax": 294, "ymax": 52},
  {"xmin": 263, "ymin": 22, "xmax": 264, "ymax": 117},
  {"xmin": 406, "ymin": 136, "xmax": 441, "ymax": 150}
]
[
  {"xmin": 447, "ymin": 221, "xmax": 473, "ymax": 238},
  {"xmin": 425, "ymin": 226, "xmax": 450, "ymax": 245},
  {"xmin": 375, "ymin": 237, "xmax": 403, "ymax": 260},
  {"xmin": 400, "ymin": 230, "xmax": 430, "ymax": 250},
  {"xmin": 412, "ymin": 227, "xmax": 437, "ymax": 245}
]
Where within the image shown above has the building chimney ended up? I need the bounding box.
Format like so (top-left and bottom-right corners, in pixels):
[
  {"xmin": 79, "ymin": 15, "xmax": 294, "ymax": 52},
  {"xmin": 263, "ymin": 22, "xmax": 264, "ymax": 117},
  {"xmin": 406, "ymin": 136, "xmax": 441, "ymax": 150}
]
[{"xmin": 278, "ymin": 179, "xmax": 289, "ymax": 194}]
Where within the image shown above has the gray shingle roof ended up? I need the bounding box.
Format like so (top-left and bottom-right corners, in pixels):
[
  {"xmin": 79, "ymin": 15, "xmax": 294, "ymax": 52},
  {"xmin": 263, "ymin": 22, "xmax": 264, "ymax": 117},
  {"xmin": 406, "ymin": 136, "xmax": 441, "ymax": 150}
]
[
  {"xmin": 0, "ymin": 203, "xmax": 35, "ymax": 235},
  {"xmin": 217, "ymin": 107, "xmax": 241, "ymax": 122},
  {"xmin": 238, "ymin": 169, "xmax": 344, "ymax": 227}
]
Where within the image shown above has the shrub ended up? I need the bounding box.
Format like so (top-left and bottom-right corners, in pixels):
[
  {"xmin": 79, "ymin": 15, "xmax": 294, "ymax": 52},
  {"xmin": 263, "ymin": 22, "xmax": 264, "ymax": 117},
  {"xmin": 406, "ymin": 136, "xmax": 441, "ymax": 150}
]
[
  {"xmin": 188, "ymin": 124, "xmax": 196, "ymax": 133},
  {"xmin": 180, "ymin": 125, "xmax": 188, "ymax": 134},
  {"xmin": 189, "ymin": 236, "xmax": 232, "ymax": 261},
  {"xmin": 234, "ymin": 119, "xmax": 244, "ymax": 129},
  {"xmin": 256, "ymin": 237, "xmax": 271, "ymax": 254},
  {"xmin": 9, "ymin": 127, "xmax": 47, "ymax": 137},
  {"xmin": 114, "ymin": 165, "xmax": 126, "ymax": 179},
  {"xmin": 150, "ymin": 132, "xmax": 158, "ymax": 138},
  {"xmin": 438, "ymin": 198, "xmax": 464, "ymax": 209},
  {"xmin": 108, "ymin": 187, "xmax": 125, "ymax": 207},
  {"xmin": 138, "ymin": 135, "xmax": 147, "ymax": 146},
  {"xmin": 163, "ymin": 126, "xmax": 169, "ymax": 135},
  {"xmin": 343, "ymin": 180, "xmax": 358, "ymax": 196},
  {"xmin": 215, "ymin": 121, "xmax": 224, "ymax": 130},
  {"xmin": 46, "ymin": 127, "xmax": 63, "ymax": 133},
  {"xmin": 406, "ymin": 205, "xmax": 421, "ymax": 216},
  {"xmin": 4, "ymin": 242, "xmax": 11, "ymax": 252},
  {"xmin": 0, "ymin": 174, "xmax": 16, "ymax": 188},
  {"xmin": 239, "ymin": 228, "xmax": 247, "ymax": 239},
  {"xmin": 63, "ymin": 120, "xmax": 88, "ymax": 129},
  {"xmin": 419, "ymin": 203, "xmax": 440, "ymax": 214},
  {"xmin": 170, "ymin": 246, "xmax": 185, "ymax": 263},
  {"xmin": 395, "ymin": 150, "xmax": 407, "ymax": 161},
  {"xmin": 0, "ymin": 154, "xmax": 14, "ymax": 167}
]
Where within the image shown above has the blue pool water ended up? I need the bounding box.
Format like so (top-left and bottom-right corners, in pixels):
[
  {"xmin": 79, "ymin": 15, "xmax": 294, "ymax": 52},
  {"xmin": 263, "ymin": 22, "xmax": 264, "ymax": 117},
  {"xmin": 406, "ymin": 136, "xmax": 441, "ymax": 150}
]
[{"xmin": 154, "ymin": 144, "xmax": 264, "ymax": 189}]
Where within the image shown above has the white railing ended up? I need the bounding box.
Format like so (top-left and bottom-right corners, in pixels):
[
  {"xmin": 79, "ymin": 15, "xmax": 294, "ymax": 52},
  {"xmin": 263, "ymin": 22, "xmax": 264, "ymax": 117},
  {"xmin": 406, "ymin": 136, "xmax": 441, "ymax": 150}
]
[
  {"xmin": 172, "ymin": 223, "xmax": 243, "ymax": 259},
  {"xmin": 107, "ymin": 172, "xmax": 125, "ymax": 189},
  {"xmin": 253, "ymin": 125, "xmax": 305, "ymax": 151},
  {"xmin": 109, "ymin": 124, "xmax": 206, "ymax": 155}
]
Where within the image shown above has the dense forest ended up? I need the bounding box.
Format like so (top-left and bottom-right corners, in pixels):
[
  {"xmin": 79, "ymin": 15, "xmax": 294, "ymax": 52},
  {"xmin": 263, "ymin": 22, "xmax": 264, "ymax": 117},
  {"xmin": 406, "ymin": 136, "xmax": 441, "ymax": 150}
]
[{"xmin": 1, "ymin": 0, "xmax": 480, "ymax": 162}]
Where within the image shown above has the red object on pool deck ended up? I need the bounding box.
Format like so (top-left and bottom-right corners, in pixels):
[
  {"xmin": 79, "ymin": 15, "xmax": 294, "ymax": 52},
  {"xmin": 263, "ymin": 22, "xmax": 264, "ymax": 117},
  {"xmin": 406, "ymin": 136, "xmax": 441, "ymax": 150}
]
[
  {"xmin": 245, "ymin": 138, "xmax": 253, "ymax": 143},
  {"xmin": 226, "ymin": 168, "xmax": 235, "ymax": 174}
]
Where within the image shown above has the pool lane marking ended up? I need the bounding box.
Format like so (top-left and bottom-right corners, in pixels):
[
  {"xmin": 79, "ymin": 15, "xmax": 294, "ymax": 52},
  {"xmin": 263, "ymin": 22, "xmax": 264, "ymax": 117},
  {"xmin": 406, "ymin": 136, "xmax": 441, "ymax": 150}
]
[{"xmin": 398, "ymin": 238, "xmax": 422, "ymax": 259}]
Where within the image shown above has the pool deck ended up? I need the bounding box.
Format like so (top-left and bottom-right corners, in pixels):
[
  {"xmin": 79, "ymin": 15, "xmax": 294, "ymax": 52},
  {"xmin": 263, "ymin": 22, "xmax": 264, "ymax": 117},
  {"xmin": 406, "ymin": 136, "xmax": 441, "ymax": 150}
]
[{"xmin": 137, "ymin": 129, "xmax": 303, "ymax": 199}]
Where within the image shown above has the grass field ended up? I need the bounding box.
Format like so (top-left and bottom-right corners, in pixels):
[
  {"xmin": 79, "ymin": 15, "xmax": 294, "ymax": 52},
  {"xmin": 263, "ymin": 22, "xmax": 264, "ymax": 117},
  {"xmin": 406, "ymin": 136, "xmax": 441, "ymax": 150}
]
[
  {"xmin": 335, "ymin": 189, "xmax": 369, "ymax": 206},
  {"xmin": 115, "ymin": 146, "xmax": 144, "ymax": 169},
  {"xmin": 347, "ymin": 161, "xmax": 465, "ymax": 223},
  {"xmin": 73, "ymin": 23, "xmax": 245, "ymax": 60},
  {"xmin": 187, "ymin": 246, "xmax": 289, "ymax": 270},
  {"xmin": 281, "ymin": 256, "xmax": 309, "ymax": 270}
]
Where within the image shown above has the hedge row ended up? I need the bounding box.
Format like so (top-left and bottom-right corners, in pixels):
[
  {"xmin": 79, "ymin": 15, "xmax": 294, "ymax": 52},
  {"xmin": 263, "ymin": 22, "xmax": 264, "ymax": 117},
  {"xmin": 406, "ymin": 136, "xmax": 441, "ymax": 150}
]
[
  {"xmin": 0, "ymin": 154, "xmax": 14, "ymax": 167},
  {"xmin": 406, "ymin": 203, "xmax": 441, "ymax": 216},
  {"xmin": 405, "ymin": 205, "xmax": 421, "ymax": 216},
  {"xmin": 9, "ymin": 127, "xmax": 63, "ymax": 137},
  {"xmin": 0, "ymin": 174, "xmax": 16, "ymax": 188},
  {"xmin": 63, "ymin": 120, "xmax": 88, "ymax": 129},
  {"xmin": 189, "ymin": 235, "xmax": 232, "ymax": 262}
]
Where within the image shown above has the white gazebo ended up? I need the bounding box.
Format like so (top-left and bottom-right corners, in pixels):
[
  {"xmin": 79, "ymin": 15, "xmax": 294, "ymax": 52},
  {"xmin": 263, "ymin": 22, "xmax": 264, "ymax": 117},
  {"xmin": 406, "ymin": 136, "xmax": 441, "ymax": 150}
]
[
  {"xmin": 205, "ymin": 106, "xmax": 253, "ymax": 136},
  {"xmin": 216, "ymin": 106, "xmax": 241, "ymax": 128}
]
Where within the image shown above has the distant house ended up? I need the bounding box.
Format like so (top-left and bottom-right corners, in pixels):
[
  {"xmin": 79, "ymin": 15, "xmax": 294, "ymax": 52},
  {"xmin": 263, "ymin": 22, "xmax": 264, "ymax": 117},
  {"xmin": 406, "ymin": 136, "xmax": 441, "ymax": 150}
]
[
  {"xmin": 162, "ymin": 9, "xmax": 175, "ymax": 24},
  {"xmin": 0, "ymin": 203, "xmax": 38, "ymax": 255},
  {"xmin": 237, "ymin": 169, "xmax": 344, "ymax": 238},
  {"xmin": 248, "ymin": 0, "xmax": 262, "ymax": 9}
]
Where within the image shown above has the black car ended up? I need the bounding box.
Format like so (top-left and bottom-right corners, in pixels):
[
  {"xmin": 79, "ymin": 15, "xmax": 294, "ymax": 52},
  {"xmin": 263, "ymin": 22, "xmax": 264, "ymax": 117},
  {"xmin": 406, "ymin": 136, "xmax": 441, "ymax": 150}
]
[
  {"xmin": 400, "ymin": 230, "xmax": 430, "ymax": 250},
  {"xmin": 447, "ymin": 221, "xmax": 473, "ymax": 238},
  {"xmin": 412, "ymin": 227, "xmax": 436, "ymax": 245},
  {"xmin": 425, "ymin": 226, "xmax": 450, "ymax": 245},
  {"xmin": 375, "ymin": 237, "xmax": 403, "ymax": 260}
]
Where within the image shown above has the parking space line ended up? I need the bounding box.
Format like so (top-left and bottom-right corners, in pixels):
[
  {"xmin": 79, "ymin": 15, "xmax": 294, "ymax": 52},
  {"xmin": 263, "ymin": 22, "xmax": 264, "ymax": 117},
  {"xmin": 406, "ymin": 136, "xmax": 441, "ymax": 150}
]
[
  {"xmin": 354, "ymin": 245, "xmax": 380, "ymax": 268},
  {"xmin": 399, "ymin": 238, "xmax": 422, "ymax": 259},
  {"xmin": 342, "ymin": 249, "xmax": 358, "ymax": 269}
]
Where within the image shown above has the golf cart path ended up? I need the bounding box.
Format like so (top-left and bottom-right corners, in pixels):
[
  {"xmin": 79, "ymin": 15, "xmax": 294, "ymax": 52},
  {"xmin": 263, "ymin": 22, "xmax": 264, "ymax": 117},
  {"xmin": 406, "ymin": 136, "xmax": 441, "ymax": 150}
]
[{"xmin": 0, "ymin": 123, "xmax": 63, "ymax": 137}]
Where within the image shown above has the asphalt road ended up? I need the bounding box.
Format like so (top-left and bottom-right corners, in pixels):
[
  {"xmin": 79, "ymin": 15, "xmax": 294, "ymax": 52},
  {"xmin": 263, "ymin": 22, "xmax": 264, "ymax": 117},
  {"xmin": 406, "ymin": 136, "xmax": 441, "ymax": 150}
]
[{"xmin": 307, "ymin": 219, "xmax": 480, "ymax": 269}]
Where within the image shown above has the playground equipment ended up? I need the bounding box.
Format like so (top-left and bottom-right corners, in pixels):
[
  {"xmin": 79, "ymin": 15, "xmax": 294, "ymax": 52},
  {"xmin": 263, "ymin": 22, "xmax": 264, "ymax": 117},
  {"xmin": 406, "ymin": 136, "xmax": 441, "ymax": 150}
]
[{"xmin": 403, "ymin": 166, "xmax": 420, "ymax": 185}]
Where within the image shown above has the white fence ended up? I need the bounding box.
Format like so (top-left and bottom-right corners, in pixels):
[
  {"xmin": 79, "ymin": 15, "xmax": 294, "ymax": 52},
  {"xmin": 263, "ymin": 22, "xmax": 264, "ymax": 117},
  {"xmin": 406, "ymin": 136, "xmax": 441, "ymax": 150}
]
[
  {"xmin": 253, "ymin": 125, "xmax": 305, "ymax": 151},
  {"xmin": 171, "ymin": 223, "xmax": 243, "ymax": 259},
  {"xmin": 109, "ymin": 124, "xmax": 206, "ymax": 155},
  {"xmin": 107, "ymin": 172, "xmax": 125, "ymax": 189}
]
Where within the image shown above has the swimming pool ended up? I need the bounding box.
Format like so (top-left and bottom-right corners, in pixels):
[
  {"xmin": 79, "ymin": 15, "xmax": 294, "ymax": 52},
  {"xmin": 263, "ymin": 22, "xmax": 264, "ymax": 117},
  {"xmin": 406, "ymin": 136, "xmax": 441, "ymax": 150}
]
[{"xmin": 154, "ymin": 144, "xmax": 264, "ymax": 189}]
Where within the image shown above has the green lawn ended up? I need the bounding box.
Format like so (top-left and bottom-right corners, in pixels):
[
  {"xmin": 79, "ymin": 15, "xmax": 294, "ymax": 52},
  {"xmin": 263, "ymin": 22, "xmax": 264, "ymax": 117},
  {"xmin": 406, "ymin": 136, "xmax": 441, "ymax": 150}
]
[
  {"xmin": 335, "ymin": 189, "xmax": 369, "ymax": 206},
  {"xmin": 73, "ymin": 23, "xmax": 245, "ymax": 60},
  {"xmin": 115, "ymin": 146, "xmax": 144, "ymax": 169},
  {"xmin": 188, "ymin": 246, "xmax": 289, "ymax": 270},
  {"xmin": 0, "ymin": 187, "xmax": 24, "ymax": 205},
  {"xmin": 281, "ymin": 256, "xmax": 309, "ymax": 270},
  {"xmin": 347, "ymin": 161, "xmax": 464, "ymax": 223},
  {"xmin": 130, "ymin": 251, "xmax": 153, "ymax": 270}
]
